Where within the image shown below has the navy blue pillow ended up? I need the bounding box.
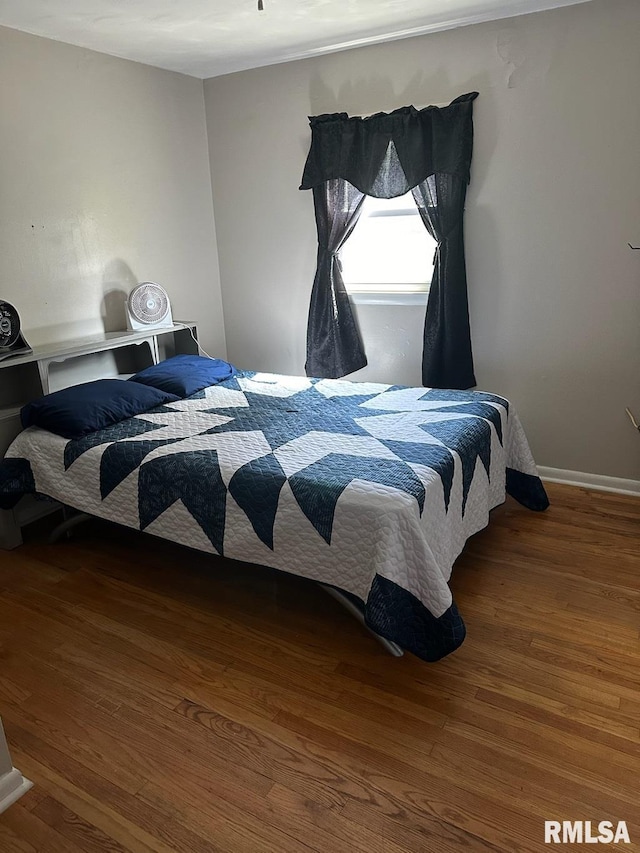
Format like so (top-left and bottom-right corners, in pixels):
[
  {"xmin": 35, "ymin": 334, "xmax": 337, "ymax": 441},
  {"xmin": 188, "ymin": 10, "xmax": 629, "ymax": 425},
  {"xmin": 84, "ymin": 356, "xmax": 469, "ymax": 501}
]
[
  {"xmin": 21, "ymin": 379, "xmax": 179, "ymax": 439},
  {"xmin": 128, "ymin": 354, "xmax": 236, "ymax": 397}
]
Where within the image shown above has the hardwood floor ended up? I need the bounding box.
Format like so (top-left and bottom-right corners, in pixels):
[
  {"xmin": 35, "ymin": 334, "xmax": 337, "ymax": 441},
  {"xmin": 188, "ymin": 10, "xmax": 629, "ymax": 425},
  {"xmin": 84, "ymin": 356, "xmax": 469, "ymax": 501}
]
[{"xmin": 0, "ymin": 482, "xmax": 638, "ymax": 852}]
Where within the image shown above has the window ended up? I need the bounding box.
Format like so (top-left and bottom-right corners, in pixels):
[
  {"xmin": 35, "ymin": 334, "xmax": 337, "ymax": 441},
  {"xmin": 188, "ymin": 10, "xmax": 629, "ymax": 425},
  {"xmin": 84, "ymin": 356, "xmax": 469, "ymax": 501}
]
[{"xmin": 340, "ymin": 192, "xmax": 436, "ymax": 295}]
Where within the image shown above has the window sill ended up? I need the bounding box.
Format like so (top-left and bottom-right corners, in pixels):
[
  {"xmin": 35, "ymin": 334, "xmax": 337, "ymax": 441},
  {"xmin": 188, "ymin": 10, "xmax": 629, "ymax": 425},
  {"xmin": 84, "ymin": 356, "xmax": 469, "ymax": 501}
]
[{"xmin": 348, "ymin": 291, "xmax": 429, "ymax": 306}]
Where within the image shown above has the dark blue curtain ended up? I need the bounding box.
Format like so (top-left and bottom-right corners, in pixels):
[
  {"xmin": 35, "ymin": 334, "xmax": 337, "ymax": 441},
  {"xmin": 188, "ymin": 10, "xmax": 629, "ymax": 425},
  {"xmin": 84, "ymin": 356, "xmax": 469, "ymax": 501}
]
[
  {"xmin": 300, "ymin": 92, "xmax": 478, "ymax": 388},
  {"xmin": 305, "ymin": 180, "xmax": 366, "ymax": 378},
  {"xmin": 412, "ymin": 174, "xmax": 475, "ymax": 388}
]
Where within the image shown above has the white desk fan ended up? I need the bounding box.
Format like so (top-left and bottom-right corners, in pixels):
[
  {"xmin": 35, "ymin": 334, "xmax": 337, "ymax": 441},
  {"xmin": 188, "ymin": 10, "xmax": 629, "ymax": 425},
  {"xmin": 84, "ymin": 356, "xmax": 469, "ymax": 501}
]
[{"xmin": 126, "ymin": 282, "xmax": 174, "ymax": 331}]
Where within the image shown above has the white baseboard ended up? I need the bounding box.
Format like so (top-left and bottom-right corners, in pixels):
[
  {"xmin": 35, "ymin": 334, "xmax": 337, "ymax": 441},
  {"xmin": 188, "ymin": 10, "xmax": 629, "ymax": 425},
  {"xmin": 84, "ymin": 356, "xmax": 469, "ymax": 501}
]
[
  {"xmin": 538, "ymin": 467, "xmax": 640, "ymax": 497},
  {"xmin": 0, "ymin": 768, "xmax": 33, "ymax": 814}
]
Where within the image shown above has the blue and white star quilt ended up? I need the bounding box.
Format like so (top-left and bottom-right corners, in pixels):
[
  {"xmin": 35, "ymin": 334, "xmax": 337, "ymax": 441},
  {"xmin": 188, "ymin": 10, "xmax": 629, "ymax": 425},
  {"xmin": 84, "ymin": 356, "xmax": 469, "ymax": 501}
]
[{"xmin": 0, "ymin": 371, "xmax": 548, "ymax": 660}]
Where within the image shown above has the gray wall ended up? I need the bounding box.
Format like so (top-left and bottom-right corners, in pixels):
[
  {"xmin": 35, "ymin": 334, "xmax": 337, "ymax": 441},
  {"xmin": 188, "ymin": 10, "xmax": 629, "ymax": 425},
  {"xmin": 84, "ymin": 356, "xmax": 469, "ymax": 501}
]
[
  {"xmin": 0, "ymin": 25, "xmax": 226, "ymax": 356},
  {"xmin": 0, "ymin": 718, "xmax": 11, "ymax": 777},
  {"xmin": 204, "ymin": 0, "xmax": 640, "ymax": 480}
]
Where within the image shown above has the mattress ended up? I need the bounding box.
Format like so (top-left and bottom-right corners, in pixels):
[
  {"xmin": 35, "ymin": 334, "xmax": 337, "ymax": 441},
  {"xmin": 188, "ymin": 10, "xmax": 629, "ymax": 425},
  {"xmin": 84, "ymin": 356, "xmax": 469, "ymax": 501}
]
[{"xmin": 0, "ymin": 371, "xmax": 548, "ymax": 660}]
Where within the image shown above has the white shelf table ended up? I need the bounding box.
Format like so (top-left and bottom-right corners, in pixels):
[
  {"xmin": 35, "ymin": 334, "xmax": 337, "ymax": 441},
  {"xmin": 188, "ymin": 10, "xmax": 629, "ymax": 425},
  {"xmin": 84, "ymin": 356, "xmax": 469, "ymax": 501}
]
[{"xmin": 0, "ymin": 322, "xmax": 198, "ymax": 548}]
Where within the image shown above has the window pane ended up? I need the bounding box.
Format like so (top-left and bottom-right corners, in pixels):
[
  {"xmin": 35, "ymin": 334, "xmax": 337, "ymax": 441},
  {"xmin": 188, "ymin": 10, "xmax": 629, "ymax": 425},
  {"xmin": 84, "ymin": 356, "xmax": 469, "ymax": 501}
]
[
  {"xmin": 341, "ymin": 193, "xmax": 436, "ymax": 291},
  {"xmin": 366, "ymin": 193, "xmax": 417, "ymax": 215}
]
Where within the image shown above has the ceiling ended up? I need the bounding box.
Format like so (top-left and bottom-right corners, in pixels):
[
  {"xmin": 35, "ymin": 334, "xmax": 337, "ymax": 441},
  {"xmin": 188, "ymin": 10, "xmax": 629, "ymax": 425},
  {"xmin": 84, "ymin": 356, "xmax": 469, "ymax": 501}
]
[{"xmin": 0, "ymin": 0, "xmax": 592, "ymax": 79}]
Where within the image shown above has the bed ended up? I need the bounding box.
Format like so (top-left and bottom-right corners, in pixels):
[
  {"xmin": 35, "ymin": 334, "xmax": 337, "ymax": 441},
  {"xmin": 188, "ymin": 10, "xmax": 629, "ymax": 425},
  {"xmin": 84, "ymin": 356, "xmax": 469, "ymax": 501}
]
[{"xmin": 0, "ymin": 369, "xmax": 548, "ymax": 661}]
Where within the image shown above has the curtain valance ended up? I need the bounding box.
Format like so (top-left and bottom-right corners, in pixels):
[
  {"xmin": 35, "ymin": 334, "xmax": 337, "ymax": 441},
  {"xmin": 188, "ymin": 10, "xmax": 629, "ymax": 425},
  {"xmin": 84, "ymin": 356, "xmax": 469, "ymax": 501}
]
[{"xmin": 300, "ymin": 92, "xmax": 478, "ymax": 197}]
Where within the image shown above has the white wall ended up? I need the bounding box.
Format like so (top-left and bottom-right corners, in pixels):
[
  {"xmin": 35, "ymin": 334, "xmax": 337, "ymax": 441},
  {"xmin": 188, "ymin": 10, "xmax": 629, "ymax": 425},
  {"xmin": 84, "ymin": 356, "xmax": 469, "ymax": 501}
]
[
  {"xmin": 204, "ymin": 0, "xmax": 640, "ymax": 481},
  {"xmin": 0, "ymin": 717, "xmax": 31, "ymax": 813},
  {"xmin": 0, "ymin": 720, "xmax": 11, "ymax": 778},
  {"xmin": 0, "ymin": 25, "xmax": 226, "ymax": 357}
]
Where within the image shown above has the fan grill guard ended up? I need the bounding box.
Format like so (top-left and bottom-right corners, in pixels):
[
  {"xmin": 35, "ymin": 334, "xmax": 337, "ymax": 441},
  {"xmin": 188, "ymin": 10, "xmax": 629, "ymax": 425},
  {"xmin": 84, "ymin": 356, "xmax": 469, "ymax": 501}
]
[
  {"xmin": 0, "ymin": 300, "xmax": 21, "ymax": 348},
  {"xmin": 128, "ymin": 282, "xmax": 170, "ymax": 325}
]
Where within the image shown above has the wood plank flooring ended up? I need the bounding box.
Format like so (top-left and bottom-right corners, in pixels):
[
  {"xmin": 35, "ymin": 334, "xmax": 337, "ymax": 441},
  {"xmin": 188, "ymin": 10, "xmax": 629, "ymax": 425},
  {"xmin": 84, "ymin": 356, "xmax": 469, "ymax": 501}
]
[{"xmin": 0, "ymin": 482, "xmax": 638, "ymax": 852}]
